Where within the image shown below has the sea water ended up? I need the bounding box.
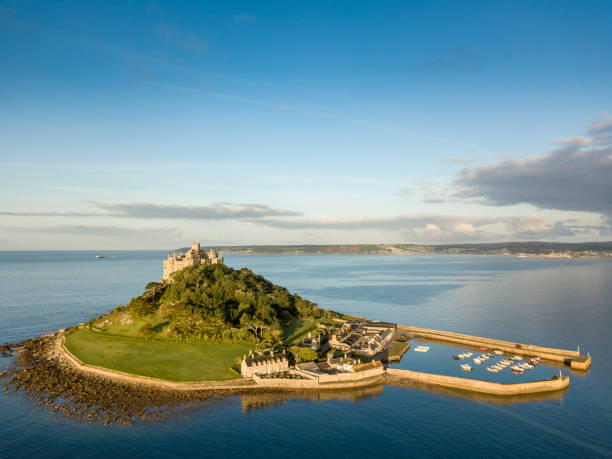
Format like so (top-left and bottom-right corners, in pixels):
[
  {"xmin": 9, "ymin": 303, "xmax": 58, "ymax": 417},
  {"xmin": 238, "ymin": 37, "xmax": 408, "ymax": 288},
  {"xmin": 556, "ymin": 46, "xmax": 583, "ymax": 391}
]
[{"xmin": 0, "ymin": 252, "xmax": 610, "ymax": 457}]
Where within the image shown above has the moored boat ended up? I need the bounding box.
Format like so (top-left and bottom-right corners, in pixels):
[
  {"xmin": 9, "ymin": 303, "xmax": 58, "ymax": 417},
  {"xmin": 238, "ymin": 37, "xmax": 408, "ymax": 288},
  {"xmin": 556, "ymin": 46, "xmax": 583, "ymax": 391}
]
[
  {"xmin": 494, "ymin": 349, "xmax": 503, "ymax": 355},
  {"xmin": 511, "ymin": 366, "xmax": 524, "ymax": 373},
  {"xmin": 473, "ymin": 358, "xmax": 482, "ymax": 364},
  {"xmin": 487, "ymin": 367, "xmax": 499, "ymax": 372},
  {"xmin": 460, "ymin": 364, "xmax": 472, "ymax": 372},
  {"xmin": 414, "ymin": 346, "xmax": 429, "ymax": 352}
]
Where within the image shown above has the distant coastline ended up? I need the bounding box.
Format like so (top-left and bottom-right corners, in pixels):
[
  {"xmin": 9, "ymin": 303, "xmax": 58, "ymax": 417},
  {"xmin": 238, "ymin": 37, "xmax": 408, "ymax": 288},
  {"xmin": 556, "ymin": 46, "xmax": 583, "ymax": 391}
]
[{"xmin": 181, "ymin": 242, "xmax": 612, "ymax": 259}]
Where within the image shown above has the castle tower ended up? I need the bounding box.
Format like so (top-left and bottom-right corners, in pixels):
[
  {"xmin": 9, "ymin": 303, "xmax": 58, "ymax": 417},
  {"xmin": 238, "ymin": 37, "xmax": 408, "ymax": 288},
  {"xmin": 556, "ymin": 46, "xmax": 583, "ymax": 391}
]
[{"xmin": 162, "ymin": 241, "xmax": 225, "ymax": 281}]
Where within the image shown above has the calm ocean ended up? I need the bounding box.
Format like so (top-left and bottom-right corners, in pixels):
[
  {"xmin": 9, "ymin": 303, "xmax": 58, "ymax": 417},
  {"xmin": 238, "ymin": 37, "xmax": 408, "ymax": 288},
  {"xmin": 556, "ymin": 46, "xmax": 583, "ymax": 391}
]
[{"xmin": 0, "ymin": 252, "xmax": 611, "ymax": 457}]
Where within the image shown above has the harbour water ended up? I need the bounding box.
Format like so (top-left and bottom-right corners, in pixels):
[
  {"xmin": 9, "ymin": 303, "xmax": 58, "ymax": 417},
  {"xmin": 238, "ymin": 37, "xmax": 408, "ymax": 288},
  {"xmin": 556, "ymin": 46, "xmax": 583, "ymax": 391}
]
[{"xmin": 0, "ymin": 252, "xmax": 611, "ymax": 457}]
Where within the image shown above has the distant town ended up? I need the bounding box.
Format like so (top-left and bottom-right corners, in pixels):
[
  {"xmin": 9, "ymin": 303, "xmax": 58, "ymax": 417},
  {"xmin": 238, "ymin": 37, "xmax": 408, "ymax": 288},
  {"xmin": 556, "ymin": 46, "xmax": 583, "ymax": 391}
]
[{"xmin": 187, "ymin": 242, "xmax": 612, "ymax": 258}]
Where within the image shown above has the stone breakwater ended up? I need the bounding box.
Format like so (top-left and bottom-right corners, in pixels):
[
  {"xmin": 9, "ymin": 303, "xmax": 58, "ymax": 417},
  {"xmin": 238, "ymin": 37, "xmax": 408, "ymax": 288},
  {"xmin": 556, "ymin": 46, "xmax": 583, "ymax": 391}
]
[
  {"xmin": 385, "ymin": 368, "xmax": 569, "ymax": 395},
  {"xmin": 397, "ymin": 325, "xmax": 589, "ymax": 367}
]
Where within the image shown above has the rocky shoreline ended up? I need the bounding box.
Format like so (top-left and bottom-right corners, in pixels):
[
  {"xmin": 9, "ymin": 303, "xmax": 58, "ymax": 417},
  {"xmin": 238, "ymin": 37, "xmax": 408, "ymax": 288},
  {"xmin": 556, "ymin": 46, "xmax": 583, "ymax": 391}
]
[{"xmin": 0, "ymin": 332, "xmax": 277, "ymax": 426}]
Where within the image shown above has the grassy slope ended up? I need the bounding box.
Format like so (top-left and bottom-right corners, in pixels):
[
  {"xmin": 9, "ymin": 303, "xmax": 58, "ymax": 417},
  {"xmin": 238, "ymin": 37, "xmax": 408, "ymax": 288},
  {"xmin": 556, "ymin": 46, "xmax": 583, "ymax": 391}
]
[{"xmin": 65, "ymin": 329, "xmax": 252, "ymax": 381}]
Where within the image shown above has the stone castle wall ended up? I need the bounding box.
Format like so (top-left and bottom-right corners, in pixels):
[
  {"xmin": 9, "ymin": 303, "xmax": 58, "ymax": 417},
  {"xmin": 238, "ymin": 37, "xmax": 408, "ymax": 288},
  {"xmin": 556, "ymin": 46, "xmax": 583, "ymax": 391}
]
[{"xmin": 163, "ymin": 241, "xmax": 224, "ymax": 280}]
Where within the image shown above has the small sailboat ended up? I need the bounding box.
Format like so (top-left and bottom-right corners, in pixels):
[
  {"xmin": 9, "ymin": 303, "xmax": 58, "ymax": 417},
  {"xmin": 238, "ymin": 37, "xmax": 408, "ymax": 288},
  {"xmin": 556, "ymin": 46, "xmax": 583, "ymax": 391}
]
[
  {"xmin": 480, "ymin": 347, "xmax": 488, "ymax": 352},
  {"xmin": 512, "ymin": 355, "xmax": 523, "ymax": 361},
  {"xmin": 460, "ymin": 363, "xmax": 472, "ymax": 372},
  {"xmin": 487, "ymin": 366, "xmax": 499, "ymax": 373},
  {"xmin": 494, "ymin": 349, "xmax": 503, "ymax": 355},
  {"xmin": 511, "ymin": 366, "xmax": 525, "ymax": 373},
  {"xmin": 96, "ymin": 255, "xmax": 107, "ymax": 259},
  {"xmin": 473, "ymin": 358, "xmax": 482, "ymax": 364},
  {"xmin": 414, "ymin": 346, "xmax": 430, "ymax": 352},
  {"xmin": 452, "ymin": 355, "xmax": 461, "ymax": 360}
]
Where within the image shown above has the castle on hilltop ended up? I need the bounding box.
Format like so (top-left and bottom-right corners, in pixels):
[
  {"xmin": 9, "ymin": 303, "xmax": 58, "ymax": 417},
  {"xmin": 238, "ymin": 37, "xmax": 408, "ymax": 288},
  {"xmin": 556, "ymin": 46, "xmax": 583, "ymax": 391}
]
[{"xmin": 162, "ymin": 241, "xmax": 224, "ymax": 280}]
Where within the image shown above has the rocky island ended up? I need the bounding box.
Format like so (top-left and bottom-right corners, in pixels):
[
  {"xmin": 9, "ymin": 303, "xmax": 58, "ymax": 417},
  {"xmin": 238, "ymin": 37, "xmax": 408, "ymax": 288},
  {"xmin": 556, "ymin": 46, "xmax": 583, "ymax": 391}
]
[{"xmin": 1, "ymin": 243, "xmax": 589, "ymax": 425}]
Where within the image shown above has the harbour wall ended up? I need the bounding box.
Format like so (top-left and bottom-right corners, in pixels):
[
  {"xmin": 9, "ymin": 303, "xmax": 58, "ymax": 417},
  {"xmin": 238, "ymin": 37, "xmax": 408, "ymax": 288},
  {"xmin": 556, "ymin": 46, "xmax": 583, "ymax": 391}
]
[
  {"xmin": 386, "ymin": 368, "xmax": 570, "ymax": 395},
  {"xmin": 60, "ymin": 333, "xmax": 383, "ymax": 392},
  {"xmin": 570, "ymin": 356, "xmax": 592, "ymax": 371},
  {"xmin": 397, "ymin": 325, "xmax": 581, "ymax": 363},
  {"xmin": 252, "ymin": 371, "xmax": 384, "ymax": 390},
  {"xmin": 58, "ymin": 329, "xmax": 575, "ymax": 397}
]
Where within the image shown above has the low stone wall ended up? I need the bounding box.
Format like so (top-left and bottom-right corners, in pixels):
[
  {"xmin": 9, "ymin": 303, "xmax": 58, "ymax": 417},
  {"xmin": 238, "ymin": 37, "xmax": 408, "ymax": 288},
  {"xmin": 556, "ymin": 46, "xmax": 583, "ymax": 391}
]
[
  {"xmin": 254, "ymin": 374, "xmax": 383, "ymax": 390},
  {"xmin": 398, "ymin": 325, "xmax": 581, "ymax": 363},
  {"xmin": 386, "ymin": 368, "xmax": 569, "ymax": 395},
  {"xmin": 58, "ymin": 329, "xmax": 573, "ymax": 397},
  {"xmin": 60, "ymin": 333, "xmax": 383, "ymax": 392},
  {"xmin": 60, "ymin": 336, "xmax": 256, "ymax": 391}
]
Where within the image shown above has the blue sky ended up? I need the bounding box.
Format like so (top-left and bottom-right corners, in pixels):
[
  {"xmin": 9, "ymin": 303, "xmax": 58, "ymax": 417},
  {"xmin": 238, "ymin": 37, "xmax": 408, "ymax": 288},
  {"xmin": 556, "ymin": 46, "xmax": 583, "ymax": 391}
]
[{"xmin": 1, "ymin": 0, "xmax": 611, "ymax": 249}]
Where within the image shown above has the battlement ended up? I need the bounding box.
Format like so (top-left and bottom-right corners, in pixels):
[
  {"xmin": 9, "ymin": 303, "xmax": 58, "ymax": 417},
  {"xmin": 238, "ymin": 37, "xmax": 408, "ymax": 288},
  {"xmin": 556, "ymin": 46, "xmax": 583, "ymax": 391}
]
[{"xmin": 162, "ymin": 241, "xmax": 224, "ymax": 280}]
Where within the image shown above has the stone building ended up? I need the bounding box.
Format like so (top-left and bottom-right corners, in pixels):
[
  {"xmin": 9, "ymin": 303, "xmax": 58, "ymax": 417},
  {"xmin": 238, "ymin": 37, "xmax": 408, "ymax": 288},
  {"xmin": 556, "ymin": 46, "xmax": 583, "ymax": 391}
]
[
  {"xmin": 301, "ymin": 332, "xmax": 324, "ymax": 351},
  {"xmin": 162, "ymin": 241, "xmax": 224, "ymax": 280},
  {"xmin": 241, "ymin": 350, "xmax": 289, "ymax": 378}
]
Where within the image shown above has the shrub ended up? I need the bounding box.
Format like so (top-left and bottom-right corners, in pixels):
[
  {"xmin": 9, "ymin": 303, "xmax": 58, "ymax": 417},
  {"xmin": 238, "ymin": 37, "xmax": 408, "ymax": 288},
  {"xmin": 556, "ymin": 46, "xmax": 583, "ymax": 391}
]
[{"xmin": 138, "ymin": 323, "xmax": 154, "ymax": 337}]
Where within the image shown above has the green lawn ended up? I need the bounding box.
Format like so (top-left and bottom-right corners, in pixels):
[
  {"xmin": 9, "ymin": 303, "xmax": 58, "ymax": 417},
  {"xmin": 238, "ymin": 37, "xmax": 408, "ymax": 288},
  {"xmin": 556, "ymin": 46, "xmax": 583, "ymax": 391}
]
[{"xmin": 64, "ymin": 329, "xmax": 253, "ymax": 381}]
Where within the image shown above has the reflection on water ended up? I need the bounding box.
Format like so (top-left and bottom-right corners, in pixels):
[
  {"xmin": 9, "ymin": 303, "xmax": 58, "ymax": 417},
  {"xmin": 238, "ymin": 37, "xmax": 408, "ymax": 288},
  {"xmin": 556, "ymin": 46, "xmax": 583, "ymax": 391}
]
[{"xmin": 240, "ymin": 385, "xmax": 385, "ymax": 413}]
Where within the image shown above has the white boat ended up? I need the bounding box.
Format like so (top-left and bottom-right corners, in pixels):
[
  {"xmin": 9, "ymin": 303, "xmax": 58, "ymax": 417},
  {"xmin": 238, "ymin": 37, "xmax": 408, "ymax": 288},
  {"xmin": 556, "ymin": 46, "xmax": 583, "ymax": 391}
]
[
  {"xmin": 480, "ymin": 354, "xmax": 490, "ymax": 360},
  {"xmin": 473, "ymin": 358, "xmax": 482, "ymax": 364},
  {"xmin": 520, "ymin": 363, "xmax": 534, "ymax": 370},
  {"xmin": 465, "ymin": 352, "xmax": 473, "ymax": 357},
  {"xmin": 491, "ymin": 364, "xmax": 503, "ymax": 370},
  {"xmin": 487, "ymin": 367, "xmax": 499, "ymax": 373},
  {"xmin": 414, "ymin": 346, "xmax": 429, "ymax": 352},
  {"xmin": 460, "ymin": 364, "xmax": 472, "ymax": 372},
  {"xmin": 500, "ymin": 359, "xmax": 513, "ymax": 366},
  {"xmin": 512, "ymin": 355, "xmax": 523, "ymax": 361},
  {"xmin": 494, "ymin": 349, "xmax": 503, "ymax": 355},
  {"xmin": 511, "ymin": 366, "xmax": 524, "ymax": 373}
]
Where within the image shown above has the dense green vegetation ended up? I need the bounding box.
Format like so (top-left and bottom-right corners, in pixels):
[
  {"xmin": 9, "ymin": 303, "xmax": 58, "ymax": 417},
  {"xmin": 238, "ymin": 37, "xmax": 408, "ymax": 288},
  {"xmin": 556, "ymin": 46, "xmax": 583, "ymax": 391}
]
[
  {"xmin": 92, "ymin": 264, "xmax": 337, "ymax": 345},
  {"xmin": 65, "ymin": 329, "xmax": 251, "ymax": 381},
  {"xmin": 288, "ymin": 346, "xmax": 319, "ymax": 363}
]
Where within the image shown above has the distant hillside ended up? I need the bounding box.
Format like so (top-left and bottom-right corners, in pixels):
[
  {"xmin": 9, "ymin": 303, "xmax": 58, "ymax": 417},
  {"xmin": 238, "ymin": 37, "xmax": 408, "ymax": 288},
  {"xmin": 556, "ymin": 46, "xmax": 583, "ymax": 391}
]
[{"xmin": 177, "ymin": 242, "xmax": 612, "ymax": 258}]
